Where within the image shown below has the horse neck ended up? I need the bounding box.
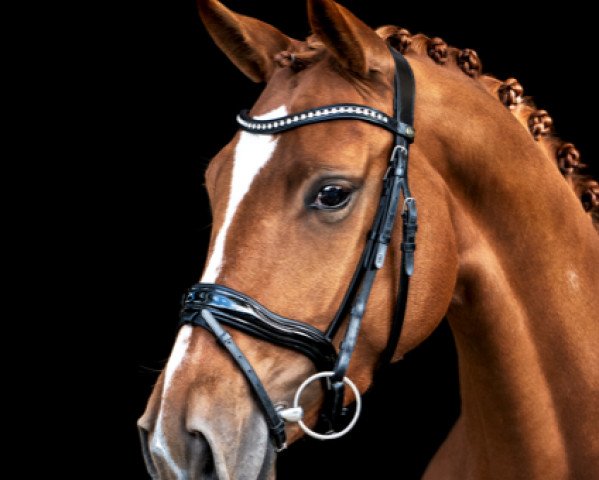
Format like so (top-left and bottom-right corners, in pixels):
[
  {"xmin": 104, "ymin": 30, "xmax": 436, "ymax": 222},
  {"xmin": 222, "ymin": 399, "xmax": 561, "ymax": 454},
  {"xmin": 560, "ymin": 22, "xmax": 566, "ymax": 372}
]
[{"xmin": 418, "ymin": 61, "xmax": 599, "ymax": 478}]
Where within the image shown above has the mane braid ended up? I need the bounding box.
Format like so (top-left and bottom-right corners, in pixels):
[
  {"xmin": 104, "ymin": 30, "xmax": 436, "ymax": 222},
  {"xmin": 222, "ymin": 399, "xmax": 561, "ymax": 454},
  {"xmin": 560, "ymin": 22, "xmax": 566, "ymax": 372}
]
[
  {"xmin": 274, "ymin": 27, "xmax": 599, "ymax": 231},
  {"xmin": 374, "ymin": 26, "xmax": 599, "ymax": 231}
]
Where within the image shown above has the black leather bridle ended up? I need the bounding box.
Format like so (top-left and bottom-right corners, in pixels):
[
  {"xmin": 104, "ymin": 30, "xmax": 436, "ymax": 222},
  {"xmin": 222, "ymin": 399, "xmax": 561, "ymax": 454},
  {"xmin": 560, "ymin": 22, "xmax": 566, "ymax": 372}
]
[{"xmin": 179, "ymin": 47, "xmax": 417, "ymax": 451}]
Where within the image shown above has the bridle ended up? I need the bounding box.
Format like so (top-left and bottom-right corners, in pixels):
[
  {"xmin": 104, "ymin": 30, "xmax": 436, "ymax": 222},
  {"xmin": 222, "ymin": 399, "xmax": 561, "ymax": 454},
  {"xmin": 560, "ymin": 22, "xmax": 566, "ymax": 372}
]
[
  {"xmin": 180, "ymin": 47, "xmax": 416, "ymax": 451},
  {"xmin": 179, "ymin": 47, "xmax": 417, "ymax": 451}
]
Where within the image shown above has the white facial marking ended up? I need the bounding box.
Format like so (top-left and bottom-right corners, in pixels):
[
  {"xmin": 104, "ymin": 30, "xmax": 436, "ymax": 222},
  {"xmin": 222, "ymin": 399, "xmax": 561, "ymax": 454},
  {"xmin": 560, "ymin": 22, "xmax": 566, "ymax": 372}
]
[
  {"xmin": 152, "ymin": 423, "xmax": 184, "ymax": 479},
  {"xmin": 149, "ymin": 107, "xmax": 286, "ymax": 476},
  {"xmin": 163, "ymin": 324, "xmax": 192, "ymax": 391},
  {"xmin": 151, "ymin": 325, "xmax": 192, "ymax": 478},
  {"xmin": 201, "ymin": 106, "xmax": 287, "ymax": 283}
]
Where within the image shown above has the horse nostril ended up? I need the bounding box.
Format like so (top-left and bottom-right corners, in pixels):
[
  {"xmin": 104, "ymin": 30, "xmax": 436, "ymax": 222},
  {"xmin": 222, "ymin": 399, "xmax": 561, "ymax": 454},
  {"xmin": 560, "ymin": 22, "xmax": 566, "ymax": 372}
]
[
  {"xmin": 189, "ymin": 431, "xmax": 217, "ymax": 478},
  {"xmin": 138, "ymin": 425, "xmax": 159, "ymax": 478}
]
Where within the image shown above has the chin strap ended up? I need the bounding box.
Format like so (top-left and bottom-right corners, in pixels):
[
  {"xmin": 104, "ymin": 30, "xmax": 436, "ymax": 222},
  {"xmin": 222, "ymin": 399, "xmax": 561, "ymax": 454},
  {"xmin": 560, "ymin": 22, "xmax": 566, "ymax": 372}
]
[{"xmin": 199, "ymin": 310, "xmax": 288, "ymax": 452}]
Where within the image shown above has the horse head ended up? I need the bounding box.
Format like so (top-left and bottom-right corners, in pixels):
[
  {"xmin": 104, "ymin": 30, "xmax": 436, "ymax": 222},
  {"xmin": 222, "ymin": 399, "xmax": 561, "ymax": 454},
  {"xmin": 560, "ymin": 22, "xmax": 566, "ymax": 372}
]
[{"xmin": 139, "ymin": 1, "xmax": 599, "ymax": 479}]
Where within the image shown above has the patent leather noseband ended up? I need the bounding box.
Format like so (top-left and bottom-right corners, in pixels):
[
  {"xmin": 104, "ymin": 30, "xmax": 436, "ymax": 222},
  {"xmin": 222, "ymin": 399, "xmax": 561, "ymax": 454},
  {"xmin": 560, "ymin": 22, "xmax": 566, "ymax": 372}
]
[
  {"xmin": 181, "ymin": 284, "xmax": 337, "ymax": 371},
  {"xmin": 180, "ymin": 47, "xmax": 417, "ymax": 451}
]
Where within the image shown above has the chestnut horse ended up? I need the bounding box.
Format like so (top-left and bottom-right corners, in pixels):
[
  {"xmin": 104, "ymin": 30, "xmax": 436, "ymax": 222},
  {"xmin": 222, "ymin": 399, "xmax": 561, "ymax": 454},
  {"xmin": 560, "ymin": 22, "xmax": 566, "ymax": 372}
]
[{"xmin": 139, "ymin": 0, "xmax": 599, "ymax": 478}]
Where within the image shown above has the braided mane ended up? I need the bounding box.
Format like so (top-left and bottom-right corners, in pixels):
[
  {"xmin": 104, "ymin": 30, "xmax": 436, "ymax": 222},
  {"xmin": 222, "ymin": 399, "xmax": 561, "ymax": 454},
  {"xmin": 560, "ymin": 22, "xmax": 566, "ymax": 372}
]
[
  {"xmin": 382, "ymin": 27, "xmax": 599, "ymax": 229},
  {"xmin": 275, "ymin": 27, "xmax": 599, "ymax": 231}
]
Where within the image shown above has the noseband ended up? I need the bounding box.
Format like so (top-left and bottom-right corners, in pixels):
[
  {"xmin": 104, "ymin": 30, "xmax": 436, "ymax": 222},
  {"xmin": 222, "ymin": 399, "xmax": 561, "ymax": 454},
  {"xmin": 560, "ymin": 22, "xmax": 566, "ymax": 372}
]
[{"xmin": 180, "ymin": 47, "xmax": 417, "ymax": 451}]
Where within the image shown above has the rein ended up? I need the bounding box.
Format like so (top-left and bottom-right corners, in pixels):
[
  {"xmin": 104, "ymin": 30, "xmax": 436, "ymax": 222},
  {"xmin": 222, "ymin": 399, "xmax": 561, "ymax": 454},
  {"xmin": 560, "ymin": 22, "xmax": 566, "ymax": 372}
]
[{"xmin": 179, "ymin": 47, "xmax": 417, "ymax": 451}]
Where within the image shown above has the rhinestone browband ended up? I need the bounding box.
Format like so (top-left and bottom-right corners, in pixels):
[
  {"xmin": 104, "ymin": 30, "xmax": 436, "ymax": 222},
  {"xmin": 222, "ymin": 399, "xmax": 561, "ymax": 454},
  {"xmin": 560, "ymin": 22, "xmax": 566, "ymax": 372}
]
[{"xmin": 236, "ymin": 103, "xmax": 415, "ymax": 139}]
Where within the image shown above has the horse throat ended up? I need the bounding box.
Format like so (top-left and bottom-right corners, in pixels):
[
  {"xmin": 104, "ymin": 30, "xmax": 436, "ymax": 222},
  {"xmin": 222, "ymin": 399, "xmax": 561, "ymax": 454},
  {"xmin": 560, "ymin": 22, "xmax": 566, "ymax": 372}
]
[{"xmin": 423, "ymin": 97, "xmax": 599, "ymax": 479}]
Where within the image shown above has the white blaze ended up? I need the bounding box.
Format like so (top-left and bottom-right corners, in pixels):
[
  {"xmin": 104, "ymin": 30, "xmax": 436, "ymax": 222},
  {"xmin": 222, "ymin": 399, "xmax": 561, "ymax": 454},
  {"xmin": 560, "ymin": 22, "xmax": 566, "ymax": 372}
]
[
  {"xmin": 151, "ymin": 324, "xmax": 192, "ymax": 478},
  {"xmin": 163, "ymin": 324, "xmax": 193, "ymax": 391},
  {"xmin": 151, "ymin": 107, "xmax": 286, "ymax": 476},
  {"xmin": 201, "ymin": 106, "xmax": 286, "ymax": 283}
]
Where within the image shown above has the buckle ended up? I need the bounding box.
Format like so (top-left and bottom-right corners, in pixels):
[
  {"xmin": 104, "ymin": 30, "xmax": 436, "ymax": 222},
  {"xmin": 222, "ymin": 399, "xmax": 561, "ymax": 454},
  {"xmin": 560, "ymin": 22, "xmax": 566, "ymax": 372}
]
[{"xmin": 183, "ymin": 289, "xmax": 208, "ymax": 306}]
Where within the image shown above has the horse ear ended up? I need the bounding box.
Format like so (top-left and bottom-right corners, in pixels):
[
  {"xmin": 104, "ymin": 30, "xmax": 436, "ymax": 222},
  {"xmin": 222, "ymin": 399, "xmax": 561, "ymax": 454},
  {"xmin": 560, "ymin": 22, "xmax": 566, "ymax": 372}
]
[
  {"xmin": 197, "ymin": 0, "xmax": 294, "ymax": 82},
  {"xmin": 307, "ymin": 0, "xmax": 392, "ymax": 76}
]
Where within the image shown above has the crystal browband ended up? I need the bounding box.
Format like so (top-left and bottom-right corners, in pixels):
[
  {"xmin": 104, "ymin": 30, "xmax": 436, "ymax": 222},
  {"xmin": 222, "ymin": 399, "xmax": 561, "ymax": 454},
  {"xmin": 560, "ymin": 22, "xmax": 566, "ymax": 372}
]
[{"xmin": 237, "ymin": 103, "xmax": 415, "ymax": 140}]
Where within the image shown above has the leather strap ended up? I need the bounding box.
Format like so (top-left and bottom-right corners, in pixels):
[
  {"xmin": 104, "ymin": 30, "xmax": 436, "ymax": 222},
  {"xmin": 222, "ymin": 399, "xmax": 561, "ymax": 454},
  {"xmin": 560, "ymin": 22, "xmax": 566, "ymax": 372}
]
[
  {"xmin": 377, "ymin": 49, "xmax": 418, "ymax": 366},
  {"xmin": 324, "ymin": 47, "xmax": 417, "ymax": 426},
  {"xmin": 392, "ymin": 49, "xmax": 416, "ymax": 130},
  {"xmin": 324, "ymin": 48, "xmax": 415, "ymax": 343},
  {"xmin": 181, "ymin": 284, "xmax": 337, "ymax": 371},
  {"xmin": 198, "ymin": 310, "xmax": 288, "ymax": 451}
]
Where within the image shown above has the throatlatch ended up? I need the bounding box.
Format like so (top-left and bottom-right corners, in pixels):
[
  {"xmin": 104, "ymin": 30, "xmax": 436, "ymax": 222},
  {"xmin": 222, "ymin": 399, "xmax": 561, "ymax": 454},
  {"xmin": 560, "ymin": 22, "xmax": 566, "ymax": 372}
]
[{"xmin": 180, "ymin": 46, "xmax": 417, "ymax": 451}]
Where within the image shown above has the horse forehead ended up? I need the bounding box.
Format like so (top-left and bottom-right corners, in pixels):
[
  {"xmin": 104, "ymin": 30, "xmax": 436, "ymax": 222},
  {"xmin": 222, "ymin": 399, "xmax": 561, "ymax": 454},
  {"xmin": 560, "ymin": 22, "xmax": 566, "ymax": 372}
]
[
  {"xmin": 251, "ymin": 60, "xmax": 385, "ymax": 114},
  {"xmin": 210, "ymin": 119, "xmax": 373, "ymax": 194}
]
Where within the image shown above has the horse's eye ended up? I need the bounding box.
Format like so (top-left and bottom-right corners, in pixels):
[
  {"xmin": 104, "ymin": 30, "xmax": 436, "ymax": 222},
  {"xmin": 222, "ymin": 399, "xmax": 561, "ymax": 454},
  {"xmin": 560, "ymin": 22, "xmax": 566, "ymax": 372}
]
[{"xmin": 311, "ymin": 185, "xmax": 353, "ymax": 210}]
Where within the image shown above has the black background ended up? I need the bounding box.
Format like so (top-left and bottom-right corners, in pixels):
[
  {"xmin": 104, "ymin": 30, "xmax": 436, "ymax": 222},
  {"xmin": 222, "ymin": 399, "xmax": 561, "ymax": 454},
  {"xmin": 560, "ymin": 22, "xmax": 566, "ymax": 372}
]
[{"xmin": 106, "ymin": 1, "xmax": 596, "ymax": 478}]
